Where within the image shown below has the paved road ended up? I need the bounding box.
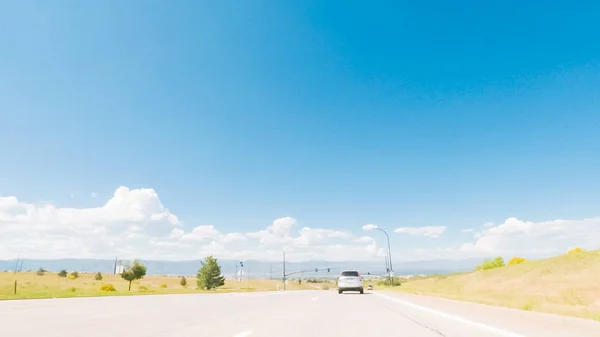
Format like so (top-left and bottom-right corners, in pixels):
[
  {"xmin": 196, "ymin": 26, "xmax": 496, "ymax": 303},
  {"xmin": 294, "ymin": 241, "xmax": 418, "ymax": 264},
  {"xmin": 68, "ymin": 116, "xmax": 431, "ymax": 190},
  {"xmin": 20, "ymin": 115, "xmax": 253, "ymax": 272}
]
[{"xmin": 2, "ymin": 290, "xmax": 600, "ymax": 336}]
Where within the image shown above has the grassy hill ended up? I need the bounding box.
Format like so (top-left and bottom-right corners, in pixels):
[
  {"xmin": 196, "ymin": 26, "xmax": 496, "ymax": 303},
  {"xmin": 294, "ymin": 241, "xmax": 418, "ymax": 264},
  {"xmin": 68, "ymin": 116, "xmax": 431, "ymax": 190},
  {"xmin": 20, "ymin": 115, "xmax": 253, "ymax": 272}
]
[{"xmin": 392, "ymin": 249, "xmax": 600, "ymax": 321}]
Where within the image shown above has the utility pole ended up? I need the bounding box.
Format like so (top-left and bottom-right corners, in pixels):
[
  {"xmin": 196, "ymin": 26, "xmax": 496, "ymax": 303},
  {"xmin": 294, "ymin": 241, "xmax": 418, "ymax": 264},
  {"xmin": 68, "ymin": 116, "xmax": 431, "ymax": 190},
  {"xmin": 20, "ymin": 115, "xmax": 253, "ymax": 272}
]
[
  {"xmin": 235, "ymin": 263, "xmax": 238, "ymax": 281},
  {"xmin": 114, "ymin": 256, "xmax": 118, "ymax": 274},
  {"xmin": 283, "ymin": 252, "xmax": 286, "ymax": 291},
  {"xmin": 13, "ymin": 256, "xmax": 20, "ymax": 275},
  {"xmin": 270, "ymin": 264, "xmax": 272, "ymax": 280}
]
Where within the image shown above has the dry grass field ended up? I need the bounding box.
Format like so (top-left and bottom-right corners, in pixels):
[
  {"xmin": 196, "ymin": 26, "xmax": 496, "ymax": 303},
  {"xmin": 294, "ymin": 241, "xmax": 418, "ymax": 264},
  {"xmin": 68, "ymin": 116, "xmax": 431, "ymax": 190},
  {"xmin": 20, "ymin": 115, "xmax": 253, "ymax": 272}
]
[
  {"xmin": 0, "ymin": 271, "xmax": 314, "ymax": 300},
  {"xmin": 391, "ymin": 249, "xmax": 600, "ymax": 321}
]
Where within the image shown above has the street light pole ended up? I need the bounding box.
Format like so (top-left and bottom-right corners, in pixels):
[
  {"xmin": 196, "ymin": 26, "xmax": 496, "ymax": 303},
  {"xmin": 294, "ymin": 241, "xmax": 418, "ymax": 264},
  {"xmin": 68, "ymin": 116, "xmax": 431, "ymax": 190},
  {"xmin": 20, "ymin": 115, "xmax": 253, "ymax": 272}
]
[
  {"xmin": 283, "ymin": 251, "xmax": 286, "ymax": 291},
  {"xmin": 376, "ymin": 228, "xmax": 393, "ymax": 273},
  {"xmin": 384, "ymin": 253, "xmax": 389, "ymax": 273},
  {"xmin": 364, "ymin": 225, "xmax": 394, "ymax": 283}
]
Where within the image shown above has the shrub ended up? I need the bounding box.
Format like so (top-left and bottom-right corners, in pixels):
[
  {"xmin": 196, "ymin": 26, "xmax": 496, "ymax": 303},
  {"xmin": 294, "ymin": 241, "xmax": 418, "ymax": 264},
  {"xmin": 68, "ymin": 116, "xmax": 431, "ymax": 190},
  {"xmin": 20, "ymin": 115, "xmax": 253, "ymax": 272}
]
[
  {"xmin": 180, "ymin": 276, "xmax": 187, "ymax": 287},
  {"xmin": 36, "ymin": 267, "xmax": 45, "ymax": 276},
  {"xmin": 139, "ymin": 285, "xmax": 150, "ymax": 292},
  {"xmin": 70, "ymin": 287, "xmax": 77, "ymax": 292},
  {"xmin": 475, "ymin": 257, "xmax": 505, "ymax": 271},
  {"xmin": 95, "ymin": 272, "xmax": 103, "ymax": 281},
  {"xmin": 58, "ymin": 270, "xmax": 68, "ymax": 277},
  {"xmin": 568, "ymin": 247, "xmax": 586, "ymax": 254},
  {"xmin": 70, "ymin": 271, "xmax": 79, "ymax": 279},
  {"xmin": 322, "ymin": 284, "xmax": 329, "ymax": 290},
  {"xmin": 508, "ymin": 257, "xmax": 526, "ymax": 265},
  {"xmin": 100, "ymin": 284, "xmax": 116, "ymax": 292},
  {"xmin": 376, "ymin": 278, "xmax": 402, "ymax": 287},
  {"xmin": 160, "ymin": 283, "xmax": 168, "ymax": 288}
]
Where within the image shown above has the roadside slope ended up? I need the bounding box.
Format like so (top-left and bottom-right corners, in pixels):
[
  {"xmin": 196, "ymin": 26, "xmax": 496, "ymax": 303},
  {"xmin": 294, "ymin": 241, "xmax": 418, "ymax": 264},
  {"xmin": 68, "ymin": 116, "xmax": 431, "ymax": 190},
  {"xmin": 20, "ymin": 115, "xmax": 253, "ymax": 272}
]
[{"xmin": 393, "ymin": 250, "xmax": 600, "ymax": 321}]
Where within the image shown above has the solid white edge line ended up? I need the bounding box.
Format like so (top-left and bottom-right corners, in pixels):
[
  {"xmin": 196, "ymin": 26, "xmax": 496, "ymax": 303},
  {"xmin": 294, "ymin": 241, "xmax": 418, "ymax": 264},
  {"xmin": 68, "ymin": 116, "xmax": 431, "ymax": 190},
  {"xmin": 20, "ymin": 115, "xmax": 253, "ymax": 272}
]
[
  {"xmin": 374, "ymin": 293, "xmax": 525, "ymax": 337},
  {"xmin": 233, "ymin": 330, "xmax": 253, "ymax": 337}
]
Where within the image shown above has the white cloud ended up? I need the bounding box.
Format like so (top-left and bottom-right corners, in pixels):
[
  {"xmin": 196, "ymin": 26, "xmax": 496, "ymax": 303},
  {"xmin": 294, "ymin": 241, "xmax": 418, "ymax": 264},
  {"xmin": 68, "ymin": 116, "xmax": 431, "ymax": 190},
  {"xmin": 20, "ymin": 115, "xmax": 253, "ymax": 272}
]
[
  {"xmin": 3, "ymin": 187, "xmax": 597, "ymax": 262},
  {"xmin": 267, "ymin": 217, "xmax": 296, "ymax": 237},
  {"xmin": 292, "ymin": 227, "xmax": 351, "ymax": 246},
  {"xmin": 91, "ymin": 192, "xmax": 98, "ymax": 198},
  {"xmin": 394, "ymin": 226, "xmax": 447, "ymax": 238},
  {"xmin": 459, "ymin": 217, "xmax": 600, "ymax": 257},
  {"xmin": 362, "ymin": 224, "xmax": 378, "ymax": 231},
  {"xmin": 461, "ymin": 228, "xmax": 475, "ymax": 233},
  {"xmin": 355, "ymin": 236, "xmax": 375, "ymax": 243},
  {"xmin": 0, "ymin": 188, "xmax": 378, "ymax": 261},
  {"xmin": 169, "ymin": 228, "xmax": 184, "ymax": 239},
  {"xmin": 221, "ymin": 232, "xmax": 248, "ymax": 243},
  {"xmin": 0, "ymin": 186, "xmax": 179, "ymax": 259}
]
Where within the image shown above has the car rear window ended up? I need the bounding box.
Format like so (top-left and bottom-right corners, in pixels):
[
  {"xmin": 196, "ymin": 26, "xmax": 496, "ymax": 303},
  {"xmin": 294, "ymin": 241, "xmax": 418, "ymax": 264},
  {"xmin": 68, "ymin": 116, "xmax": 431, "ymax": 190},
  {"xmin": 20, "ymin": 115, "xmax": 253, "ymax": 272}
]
[{"xmin": 341, "ymin": 271, "xmax": 359, "ymax": 277}]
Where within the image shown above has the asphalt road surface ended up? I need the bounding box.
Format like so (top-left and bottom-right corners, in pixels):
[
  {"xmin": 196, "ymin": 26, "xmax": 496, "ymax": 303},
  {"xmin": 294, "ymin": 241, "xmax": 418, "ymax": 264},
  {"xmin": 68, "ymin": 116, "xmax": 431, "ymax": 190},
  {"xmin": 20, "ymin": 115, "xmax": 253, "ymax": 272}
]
[{"xmin": 2, "ymin": 290, "xmax": 600, "ymax": 336}]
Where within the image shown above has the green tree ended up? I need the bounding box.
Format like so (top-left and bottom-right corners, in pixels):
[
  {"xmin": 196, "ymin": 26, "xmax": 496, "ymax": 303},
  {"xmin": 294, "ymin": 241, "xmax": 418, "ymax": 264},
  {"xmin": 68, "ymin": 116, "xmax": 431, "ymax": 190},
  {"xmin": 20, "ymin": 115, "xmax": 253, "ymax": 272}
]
[
  {"xmin": 70, "ymin": 271, "xmax": 79, "ymax": 279},
  {"xmin": 95, "ymin": 272, "xmax": 103, "ymax": 281},
  {"xmin": 121, "ymin": 260, "xmax": 147, "ymax": 291},
  {"xmin": 196, "ymin": 256, "xmax": 225, "ymax": 290},
  {"xmin": 36, "ymin": 267, "xmax": 45, "ymax": 276},
  {"xmin": 180, "ymin": 276, "xmax": 187, "ymax": 287},
  {"xmin": 58, "ymin": 269, "xmax": 68, "ymax": 277}
]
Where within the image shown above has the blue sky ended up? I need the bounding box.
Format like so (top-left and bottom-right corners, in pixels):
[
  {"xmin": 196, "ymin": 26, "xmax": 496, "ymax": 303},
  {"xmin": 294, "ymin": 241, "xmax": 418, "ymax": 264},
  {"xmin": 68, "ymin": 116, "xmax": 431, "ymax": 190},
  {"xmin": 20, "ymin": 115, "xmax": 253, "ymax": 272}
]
[{"xmin": 1, "ymin": 1, "xmax": 599, "ymax": 261}]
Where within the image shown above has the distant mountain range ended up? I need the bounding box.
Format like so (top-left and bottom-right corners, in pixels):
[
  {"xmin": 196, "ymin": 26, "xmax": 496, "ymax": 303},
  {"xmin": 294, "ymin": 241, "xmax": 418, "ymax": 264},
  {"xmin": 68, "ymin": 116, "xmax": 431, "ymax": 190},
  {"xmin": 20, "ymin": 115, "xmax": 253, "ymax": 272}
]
[{"xmin": 0, "ymin": 258, "xmax": 481, "ymax": 279}]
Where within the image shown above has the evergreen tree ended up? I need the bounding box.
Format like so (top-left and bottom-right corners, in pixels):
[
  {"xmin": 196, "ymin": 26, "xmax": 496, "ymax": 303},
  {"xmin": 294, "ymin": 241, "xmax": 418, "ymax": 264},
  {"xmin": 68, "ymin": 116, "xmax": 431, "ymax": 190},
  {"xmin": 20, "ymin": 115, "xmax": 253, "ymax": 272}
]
[
  {"xmin": 196, "ymin": 256, "xmax": 225, "ymax": 290},
  {"xmin": 95, "ymin": 272, "xmax": 103, "ymax": 281},
  {"xmin": 58, "ymin": 269, "xmax": 68, "ymax": 277},
  {"xmin": 180, "ymin": 276, "xmax": 187, "ymax": 287}
]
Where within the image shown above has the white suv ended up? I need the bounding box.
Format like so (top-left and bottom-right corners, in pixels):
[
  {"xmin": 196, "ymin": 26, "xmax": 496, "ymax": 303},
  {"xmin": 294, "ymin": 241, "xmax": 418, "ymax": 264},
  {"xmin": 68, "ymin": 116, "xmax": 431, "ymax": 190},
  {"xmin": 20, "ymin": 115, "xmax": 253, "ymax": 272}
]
[{"xmin": 337, "ymin": 270, "xmax": 364, "ymax": 294}]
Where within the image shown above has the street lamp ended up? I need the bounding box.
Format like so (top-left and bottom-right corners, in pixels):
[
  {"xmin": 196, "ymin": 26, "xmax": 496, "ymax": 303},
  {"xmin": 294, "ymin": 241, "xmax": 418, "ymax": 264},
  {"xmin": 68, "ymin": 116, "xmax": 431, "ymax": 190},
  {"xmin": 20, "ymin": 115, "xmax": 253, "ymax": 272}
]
[{"xmin": 363, "ymin": 224, "xmax": 393, "ymax": 280}]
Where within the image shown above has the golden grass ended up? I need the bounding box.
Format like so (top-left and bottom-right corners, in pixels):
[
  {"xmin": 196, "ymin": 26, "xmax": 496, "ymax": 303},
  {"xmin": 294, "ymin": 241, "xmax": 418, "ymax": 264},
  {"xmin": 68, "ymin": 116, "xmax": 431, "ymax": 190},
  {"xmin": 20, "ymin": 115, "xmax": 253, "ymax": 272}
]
[
  {"xmin": 393, "ymin": 249, "xmax": 600, "ymax": 321},
  {"xmin": 0, "ymin": 272, "xmax": 313, "ymax": 300}
]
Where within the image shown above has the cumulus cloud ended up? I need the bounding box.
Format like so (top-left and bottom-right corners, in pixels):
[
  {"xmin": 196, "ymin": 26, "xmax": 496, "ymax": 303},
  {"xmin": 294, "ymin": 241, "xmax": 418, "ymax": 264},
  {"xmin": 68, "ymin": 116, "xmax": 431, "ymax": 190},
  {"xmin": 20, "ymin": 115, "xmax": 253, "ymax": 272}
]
[
  {"xmin": 267, "ymin": 217, "xmax": 297, "ymax": 237},
  {"xmin": 180, "ymin": 225, "xmax": 220, "ymax": 241},
  {"xmin": 394, "ymin": 226, "xmax": 446, "ymax": 238},
  {"xmin": 355, "ymin": 236, "xmax": 375, "ymax": 243},
  {"xmin": 0, "ymin": 187, "xmax": 379, "ymax": 261},
  {"xmin": 0, "ymin": 186, "xmax": 179, "ymax": 259},
  {"xmin": 3, "ymin": 187, "xmax": 597, "ymax": 262},
  {"xmin": 459, "ymin": 217, "xmax": 600, "ymax": 257},
  {"xmin": 292, "ymin": 227, "xmax": 351, "ymax": 246},
  {"xmin": 362, "ymin": 224, "xmax": 378, "ymax": 230}
]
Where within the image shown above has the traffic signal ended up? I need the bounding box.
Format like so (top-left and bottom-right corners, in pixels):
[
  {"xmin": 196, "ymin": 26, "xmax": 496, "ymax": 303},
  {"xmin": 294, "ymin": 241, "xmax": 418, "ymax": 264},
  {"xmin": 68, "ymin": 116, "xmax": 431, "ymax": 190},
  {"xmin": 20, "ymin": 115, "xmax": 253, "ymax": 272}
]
[{"xmin": 240, "ymin": 262, "xmax": 244, "ymax": 267}]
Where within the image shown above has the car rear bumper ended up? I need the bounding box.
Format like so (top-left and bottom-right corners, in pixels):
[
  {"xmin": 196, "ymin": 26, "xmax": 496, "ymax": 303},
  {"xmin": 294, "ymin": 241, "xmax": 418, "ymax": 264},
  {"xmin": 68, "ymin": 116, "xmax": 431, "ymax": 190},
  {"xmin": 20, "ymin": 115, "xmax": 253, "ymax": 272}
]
[{"xmin": 338, "ymin": 287, "xmax": 363, "ymax": 291}]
